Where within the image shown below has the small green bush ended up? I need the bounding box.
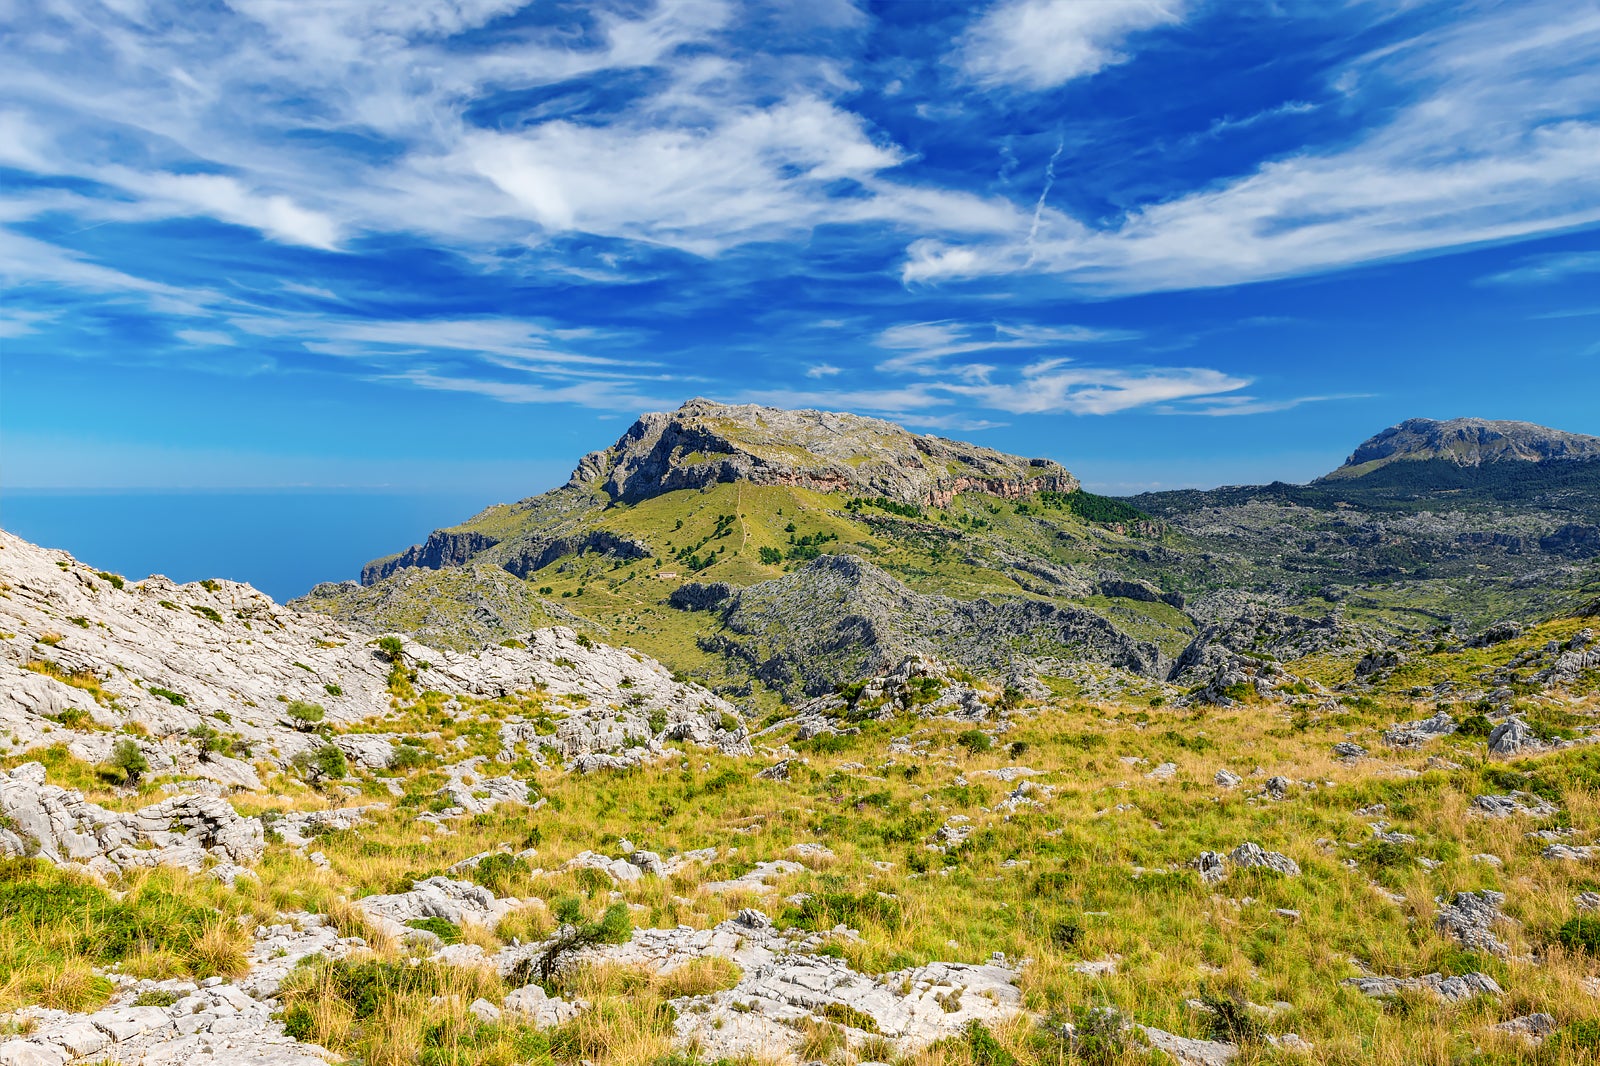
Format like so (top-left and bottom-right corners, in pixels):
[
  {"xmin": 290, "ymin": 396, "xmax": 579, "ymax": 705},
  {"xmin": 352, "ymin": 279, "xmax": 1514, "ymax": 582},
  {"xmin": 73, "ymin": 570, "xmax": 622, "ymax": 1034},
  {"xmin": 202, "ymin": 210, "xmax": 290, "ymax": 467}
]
[
  {"xmin": 957, "ymin": 729, "xmax": 992, "ymax": 754},
  {"xmin": 404, "ymin": 917, "xmax": 461, "ymax": 943},
  {"xmin": 148, "ymin": 686, "xmax": 186, "ymax": 706},
  {"xmin": 472, "ymin": 852, "xmax": 531, "ymax": 895},
  {"xmin": 1555, "ymin": 915, "xmax": 1600, "ymax": 955},
  {"xmin": 291, "ymin": 743, "xmax": 347, "ymax": 785},
  {"xmin": 964, "ymin": 1020, "xmax": 1017, "ymax": 1066}
]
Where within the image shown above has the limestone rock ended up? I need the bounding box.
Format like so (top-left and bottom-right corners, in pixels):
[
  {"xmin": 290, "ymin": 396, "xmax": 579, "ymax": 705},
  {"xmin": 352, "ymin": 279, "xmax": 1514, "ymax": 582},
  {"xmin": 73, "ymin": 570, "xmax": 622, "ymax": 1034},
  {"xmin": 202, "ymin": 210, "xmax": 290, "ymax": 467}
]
[
  {"xmin": 0, "ymin": 763, "xmax": 262, "ymax": 878},
  {"xmin": 502, "ymin": 984, "xmax": 582, "ymax": 1029},
  {"xmin": 1494, "ymin": 1013, "xmax": 1558, "ymax": 1042},
  {"xmin": 1228, "ymin": 842, "xmax": 1300, "ymax": 877},
  {"xmin": 0, "ymin": 531, "xmax": 746, "ymax": 782},
  {"xmin": 356, "ymin": 876, "xmax": 528, "ymax": 935},
  {"xmin": 1342, "ymin": 971, "xmax": 1501, "ymax": 1001},
  {"xmin": 1472, "ymin": 792, "xmax": 1559, "ymax": 818},
  {"xmin": 1434, "ymin": 890, "xmax": 1510, "ymax": 956},
  {"xmin": 1488, "ymin": 718, "xmax": 1535, "ymax": 756}
]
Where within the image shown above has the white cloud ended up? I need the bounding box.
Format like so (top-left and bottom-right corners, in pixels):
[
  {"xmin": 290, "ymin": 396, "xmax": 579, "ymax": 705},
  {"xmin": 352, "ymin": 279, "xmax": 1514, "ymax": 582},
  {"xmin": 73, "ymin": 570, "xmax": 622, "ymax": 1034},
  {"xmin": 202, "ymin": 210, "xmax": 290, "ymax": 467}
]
[
  {"xmin": 806, "ymin": 363, "xmax": 842, "ymax": 378},
  {"xmin": 174, "ymin": 328, "xmax": 236, "ymax": 346},
  {"xmin": 912, "ymin": 4, "xmax": 1600, "ymax": 292},
  {"xmin": 1478, "ymin": 251, "xmax": 1600, "ymax": 286},
  {"xmin": 957, "ymin": 0, "xmax": 1186, "ymax": 90},
  {"xmin": 0, "ymin": 308, "xmax": 55, "ymax": 337},
  {"xmin": 945, "ymin": 361, "xmax": 1250, "ymax": 416},
  {"xmin": 874, "ymin": 319, "xmax": 1132, "ymax": 374}
]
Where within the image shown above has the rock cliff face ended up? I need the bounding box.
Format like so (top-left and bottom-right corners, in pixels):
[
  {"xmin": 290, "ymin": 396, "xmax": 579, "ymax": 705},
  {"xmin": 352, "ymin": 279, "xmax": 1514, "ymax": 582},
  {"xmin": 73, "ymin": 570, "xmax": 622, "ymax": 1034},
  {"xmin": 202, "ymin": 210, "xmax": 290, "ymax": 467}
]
[
  {"xmin": 363, "ymin": 529, "xmax": 502, "ymax": 584},
  {"xmin": 1327, "ymin": 417, "xmax": 1600, "ymax": 478},
  {"xmin": 568, "ymin": 398, "xmax": 1077, "ymax": 507}
]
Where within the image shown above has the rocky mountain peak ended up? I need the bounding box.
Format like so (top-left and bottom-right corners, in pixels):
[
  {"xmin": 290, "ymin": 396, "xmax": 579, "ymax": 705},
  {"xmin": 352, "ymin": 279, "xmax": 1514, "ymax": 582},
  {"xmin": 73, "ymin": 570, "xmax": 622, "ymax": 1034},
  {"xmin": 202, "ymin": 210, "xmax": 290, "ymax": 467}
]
[
  {"xmin": 1326, "ymin": 417, "xmax": 1600, "ymax": 479},
  {"xmin": 567, "ymin": 398, "xmax": 1077, "ymax": 507}
]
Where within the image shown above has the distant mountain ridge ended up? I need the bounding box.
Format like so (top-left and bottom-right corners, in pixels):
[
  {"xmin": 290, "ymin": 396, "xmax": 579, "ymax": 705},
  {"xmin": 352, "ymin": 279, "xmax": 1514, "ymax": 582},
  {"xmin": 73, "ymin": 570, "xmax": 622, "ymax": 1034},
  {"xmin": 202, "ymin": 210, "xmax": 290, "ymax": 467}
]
[
  {"xmin": 301, "ymin": 404, "xmax": 1600, "ymax": 709},
  {"xmin": 1324, "ymin": 417, "xmax": 1600, "ymax": 480},
  {"xmin": 568, "ymin": 398, "xmax": 1077, "ymax": 507}
]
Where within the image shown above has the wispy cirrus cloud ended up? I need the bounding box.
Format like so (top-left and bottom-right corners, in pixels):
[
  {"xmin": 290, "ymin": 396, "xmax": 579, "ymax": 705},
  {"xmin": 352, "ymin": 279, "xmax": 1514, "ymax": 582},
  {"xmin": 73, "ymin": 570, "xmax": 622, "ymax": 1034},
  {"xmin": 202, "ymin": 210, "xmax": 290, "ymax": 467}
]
[
  {"xmin": 1477, "ymin": 251, "xmax": 1600, "ymax": 286},
  {"xmin": 909, "ymin": 4, "xmax": 1600, "ymax": 293},
  {"xmin": 874, "ymin": 319, "xmax": 1134, "ymax": 375}
]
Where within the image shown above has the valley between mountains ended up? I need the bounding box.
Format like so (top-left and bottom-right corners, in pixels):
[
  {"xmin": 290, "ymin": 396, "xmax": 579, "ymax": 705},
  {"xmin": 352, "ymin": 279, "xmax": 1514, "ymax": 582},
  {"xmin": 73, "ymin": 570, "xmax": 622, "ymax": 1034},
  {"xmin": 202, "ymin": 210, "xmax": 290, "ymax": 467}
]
[{"xmin": 3, "ymin": 402, "xmax": 1600, "ymax": 1066}]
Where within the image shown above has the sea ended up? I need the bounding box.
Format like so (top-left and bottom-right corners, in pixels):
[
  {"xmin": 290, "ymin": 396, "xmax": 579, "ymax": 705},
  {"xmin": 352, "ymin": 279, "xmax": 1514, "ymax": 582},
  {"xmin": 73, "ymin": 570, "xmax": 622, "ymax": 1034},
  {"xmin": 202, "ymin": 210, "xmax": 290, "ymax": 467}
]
[{"xmin": 0, "ymin": 489, "xmax": 510, "ymax": 604}]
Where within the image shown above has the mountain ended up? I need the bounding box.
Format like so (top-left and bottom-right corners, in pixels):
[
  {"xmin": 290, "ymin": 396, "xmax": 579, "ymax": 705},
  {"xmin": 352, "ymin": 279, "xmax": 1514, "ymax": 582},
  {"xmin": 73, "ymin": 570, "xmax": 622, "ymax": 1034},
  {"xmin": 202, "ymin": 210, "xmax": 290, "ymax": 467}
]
[
  {"xmin": 1324, "ymin": 417, "xmax": 1600, "ymax": 479},
  {"xmin": 568, "ymin": 397, "xmax": 1078, "ymax": 507},
  {"xmin": 1129, "ymin": 416, "xmax": 1600, "ymax": 635},
  {"xmin": 300, "ymin": 399, "xmax": 1192, "ymax": 705},
  {"xmin": 300, "ymin": 405, "xmax": 1600, "ymax": 708}
]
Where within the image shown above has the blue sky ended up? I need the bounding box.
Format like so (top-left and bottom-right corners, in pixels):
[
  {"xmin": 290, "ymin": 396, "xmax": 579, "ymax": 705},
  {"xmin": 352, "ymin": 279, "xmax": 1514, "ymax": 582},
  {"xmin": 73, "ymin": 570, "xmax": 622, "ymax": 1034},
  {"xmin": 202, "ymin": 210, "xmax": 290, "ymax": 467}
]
[{"xmin": 2, "ymin": 0, "xmax": 1599, "ymax": 497}]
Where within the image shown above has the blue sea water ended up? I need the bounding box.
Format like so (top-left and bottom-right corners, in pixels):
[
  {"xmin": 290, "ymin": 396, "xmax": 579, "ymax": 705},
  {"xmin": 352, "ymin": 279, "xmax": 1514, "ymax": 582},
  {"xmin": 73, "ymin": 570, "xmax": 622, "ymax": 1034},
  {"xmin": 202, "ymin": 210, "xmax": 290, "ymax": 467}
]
[{"xmin": 0, "ymin": 490, "xmax": 505, "ymax": 603}]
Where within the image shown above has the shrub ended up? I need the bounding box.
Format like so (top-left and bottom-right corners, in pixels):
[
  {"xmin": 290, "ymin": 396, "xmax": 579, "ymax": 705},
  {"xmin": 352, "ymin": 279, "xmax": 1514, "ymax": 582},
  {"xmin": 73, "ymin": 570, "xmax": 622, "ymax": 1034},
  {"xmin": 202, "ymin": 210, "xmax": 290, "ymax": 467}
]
[
  {"xmin": 324, "ymin": 683, "xmax": 343, "ymax": 697},
  {"xmin": 374, "ymin": 636, "xmax": 405, "ymax": 662},
  {"xmin": 285, "ymin": 701, "xmax": 326, "ymax": 730},
  {"xmin": 388, "ymin": 743, "xmax": 436, "ymax": 771},
  {"xmin": 404, "ymin": 917, "xmax": 461, "ymax": 943},
  {"xmin": 521, "ymin": 902, "xmax": 632, "ymax": 986},
  {"xmin": 96, "ymin": 571, "xmax": 125, "ymax": 590},
  {"xmin": 782, "ymin": 891, "xmax": 903, "ymax": 932},
  {"xmin": 964, "ymin": 1020, "xmax": 1018, "ymax": 1066},
  {"xmin": 1200, "ymin": 992, "xmax": 1266, "ymax": 1044},
  {"xmin": 1050, "ymin": 916, "xmax": 1085, "ymax": 951},
  {"xmin": 1555, "ymin": 915, "xmax": 1600, "ymax": 955},
  {"xmin": 472, "ymin": 852, "xmax": 531, "ymax": 895},
  {"xmin": 104, "ymin": 738, "xmax": 148, "ymax": 784},
  {"xmin": 758, "ymin": 546, "xmax": 783, "ymax": 564},
  {"xmin": 148, "ymin": 686, "xmax": 186, "ymax": 706},
  {"xmin": 957, "ymin": 729, "xmax": 992, "ymax": 754},
  {"xmin": 291, "ymin": 743, "xmax": 347, "ymax": 785}
]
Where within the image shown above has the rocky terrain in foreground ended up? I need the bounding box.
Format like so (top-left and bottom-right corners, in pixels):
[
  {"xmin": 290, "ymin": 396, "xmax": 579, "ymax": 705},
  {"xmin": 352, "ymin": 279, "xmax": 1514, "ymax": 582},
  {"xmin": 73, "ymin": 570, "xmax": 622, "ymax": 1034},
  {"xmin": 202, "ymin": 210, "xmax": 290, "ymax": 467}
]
[{"xmin": 2, "ymin": 520, "xmax": 1600, "ymax": 1064}]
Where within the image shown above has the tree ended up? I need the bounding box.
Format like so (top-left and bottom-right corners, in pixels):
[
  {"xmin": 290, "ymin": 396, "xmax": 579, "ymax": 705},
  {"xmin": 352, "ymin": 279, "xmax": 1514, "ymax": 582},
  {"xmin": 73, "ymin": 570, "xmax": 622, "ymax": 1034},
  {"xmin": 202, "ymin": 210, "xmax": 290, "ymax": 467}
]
[
  {"xmin": 291, "ymin": 743, "xmax": 347, "ymax": 786},
  {"xmin": 520, "ymin": 902, "xmax": 632, "ymax": 987},
  {"xmin": 285, "ymin": 701, "xmax": 326, "ymax": 731},
  {"xmin": 106, "ymin": 738, "xmax": 149, "ymax": 784}
]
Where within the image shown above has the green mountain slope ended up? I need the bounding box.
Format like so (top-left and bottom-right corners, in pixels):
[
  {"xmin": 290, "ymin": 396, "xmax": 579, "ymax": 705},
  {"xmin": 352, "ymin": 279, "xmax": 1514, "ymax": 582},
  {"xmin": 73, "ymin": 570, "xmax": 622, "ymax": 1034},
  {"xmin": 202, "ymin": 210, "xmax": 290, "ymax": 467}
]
[
  {"xmin": 298, "ymin": 401, "xmax": 1193, "ymax": 705},
  {"xmin": 297, "ymin": 405, "xmax": 1600, "ymax": 708}
]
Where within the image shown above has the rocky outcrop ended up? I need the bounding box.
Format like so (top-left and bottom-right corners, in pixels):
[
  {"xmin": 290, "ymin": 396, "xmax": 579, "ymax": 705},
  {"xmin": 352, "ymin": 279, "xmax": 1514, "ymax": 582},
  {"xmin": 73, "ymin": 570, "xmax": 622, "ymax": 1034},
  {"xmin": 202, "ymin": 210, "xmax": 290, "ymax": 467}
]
[
  {"xmin": 500, "ymin": 530, "xmax": 651, "ymax": 579},
  {"xmin": 0, "ymin": 762, "xmax": 263, "ymax": 880},
  {"xmin": 1434, "ymin": 890, "xmax": 1510, "ymax": 956},
  {"xmin": 355, "ymin": 876, "xmax": 530, "ymax": 937},
  {"xmin": 3, "ymin": 912, "xmax": 359, "ymax": 1065},
  {"xmin": 709, "ymin": 554, "xmax": 1162, "ymax": 698},
  {"xmin": 1342, "ymin": 971, "xmax": 1501, "ymax": 1001},
  {"xmin": 361, "ymin": 529, "xmax": 501, "ymax": 584},
  {"xmin": 491, "ymin": 911, "xmax": 1023, "ymax": 1060},
  {"xmin": 568, "ymin": 398, "xmax": 1077, "ymax": 508},
  {"xmin": 1196, "ymin": 843, "xmax": 1300, "ymax": 883},
  {"xmin": 0, "ymin": 532, "xmax": 745, "ymax": 778}
]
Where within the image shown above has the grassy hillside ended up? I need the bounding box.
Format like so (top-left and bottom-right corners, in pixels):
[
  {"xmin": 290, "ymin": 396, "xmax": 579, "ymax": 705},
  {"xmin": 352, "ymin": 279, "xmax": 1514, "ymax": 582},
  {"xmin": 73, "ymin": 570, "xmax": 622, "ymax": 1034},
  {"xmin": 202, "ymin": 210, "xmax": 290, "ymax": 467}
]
[
  {"xmin": 301, "ymin": 483, "xmax": 1191, "ymax": 707},
  {"xmin": 7, "ymin": 641, "xmax": 1600, "ymax": 1064}
]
